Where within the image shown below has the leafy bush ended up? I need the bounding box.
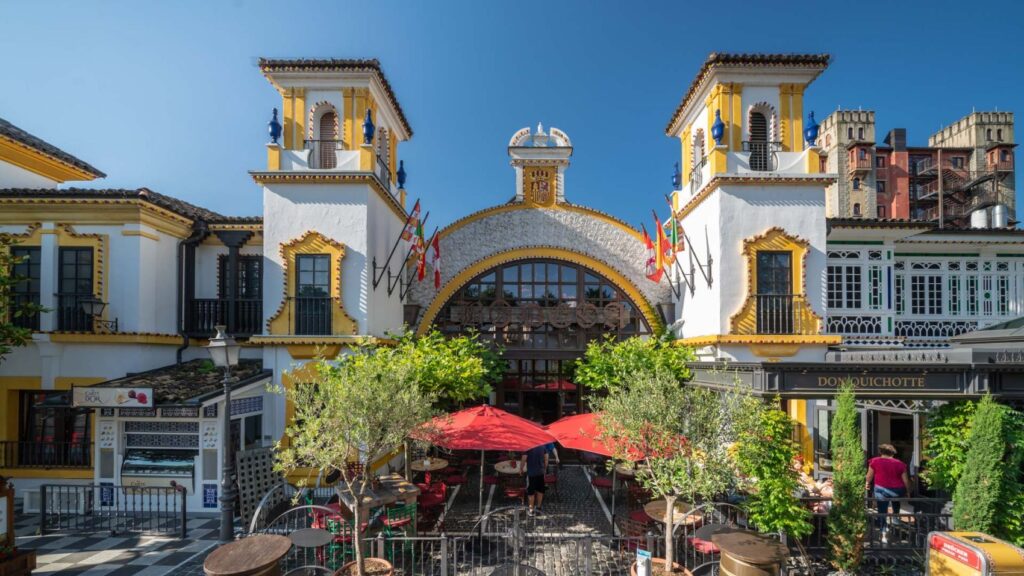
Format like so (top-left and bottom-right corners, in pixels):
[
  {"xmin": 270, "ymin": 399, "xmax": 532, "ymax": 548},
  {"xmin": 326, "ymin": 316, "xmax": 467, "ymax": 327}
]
[
  {"xmin": 574, "ymin": 334, "xmax": 693, "ymax": 392},
  {"xmin": 827, "ymin": 381, "xmax": 866, "ymax": 574},
  {"xmin": 735, "ymin": 398, "xmax": 812, "ymax": 538},
  {"xmin": 922, "ymin": 400, "xmax": 977, "ymax": 491}
]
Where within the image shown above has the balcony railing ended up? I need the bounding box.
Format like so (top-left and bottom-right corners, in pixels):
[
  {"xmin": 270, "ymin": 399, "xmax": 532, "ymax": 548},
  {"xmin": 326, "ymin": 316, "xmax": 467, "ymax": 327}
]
[
  {"xmin": 848, "ymin": 157, "xmax": 872, "ymax": 173},
  {"xmin": 187, "ymin": 298, "xmax": 262, "ymax": 337},
  {"xmin": 689, "ymin": 155, "xmax": 707, "ymax": 195},
  {"xmin": 376, "ymin": 153, "xmax": 391, "ymax": 187},
  {"xmin": 0, "ymin": 440, "xmax": 92, "ymax": 468},
  {"xmin": 754, "ymin": 294, "xmax": 806, "ymax": 335},
  {"xmin": 9, "ymin": 292, "xmax": 40, "ymax": 330},
  {"xmin": 288, "ymin": 296, "xmax": 336, "ymax": 336},
  {"xmin": 742, "ymin": 141, "xmax": 782, "ymax": 172},
  {"xmin": 989, "ymin": 159, "xmax": 1014, "ymax": 172},
  {"xmin": 55, "ymin": 292, "xmax": 94, "ymax": 331},
  {"xmin": 304, "ymin": 139, "xmax": 346, "ymax": 170}
]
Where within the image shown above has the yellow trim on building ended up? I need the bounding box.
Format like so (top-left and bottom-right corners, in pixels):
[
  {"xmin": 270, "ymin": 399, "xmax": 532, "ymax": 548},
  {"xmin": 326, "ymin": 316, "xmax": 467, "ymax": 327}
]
[
  {"xmin": 779, "ymin": 84, "xmax": 792, "ymax": 152},
  {"xmin": 267, "ymin": 143, "xmax": 281, "ymax": 171},
  {"xmin": 676, "ymin": 334, "xmax": 842, "ymax": 347},
  {"xmin": 343, "ymin": 88, "xmax": 355, "ymax": 151},
  {"xmin": 439, "ymin": 202, "xmax": 643, "ymax": 243},
  {"xmin": 729, "ymin": 227, "xmax": 823, "ymax": 336},
  {"xmin": 0, "ymin": 376, "xmax": 42, "ymax": 442},
  {"xmin": 787, "ymin": 399, "xmax": 815, "ymax": 467},
  {"xmin": 681, "ymin": 125, "xmax": 692, "ymax": 185},
  {"xmin": 0, "ymin": 136, "xmax": 99, "ymax": 183},
  {"xmin": 0, "ymin": 198, "xmax": 194, "ymax": 238},
  {"xmin": 120, "ymin": 229, "xmax": 160, "ymax": 242},
  {"xmin": 805, "ymin": 148, "xmax": 821, "ymax": 174},
  {"xmin": 0, "ymin": 468, "xmax": 94, "ymax": 479},
  {"xmin": 47, "ymin": 333, "xmax": 183, "ymax": 345},
  {"xmin": 791, "ymin": 84, "xmax": 805, "ymax": 152},
  {"xmin": 673, "ymin": 176, "xmax": 836, "ymax": 222},
  {"xmin": 730, "ymin": 83, "xmax": 744, "ymax": 151},
  {"xmin": 416, "ymin": 246, "xmax": 663, "ymax": 335},
  {"xmin": 281, "ymin": 88, "xmax": 295, "ymax": 151},
  {"xmin": 292, "ymin": 88, "xmax": 306, "ymax": 151},
  {"xmin": 265, "ymin": 230, "xmax": 359, "ymax": 337}
]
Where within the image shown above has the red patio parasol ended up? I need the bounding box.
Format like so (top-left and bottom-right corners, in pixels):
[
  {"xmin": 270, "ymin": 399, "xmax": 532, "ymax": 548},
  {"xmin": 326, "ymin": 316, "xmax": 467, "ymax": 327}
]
[
  {"xmin": 545, "ymin": 412, "xmax": 642, "ymax": 460},
  {"xmin": 531, "ymin": 380, "xmax": 577, "ymax": 391}
]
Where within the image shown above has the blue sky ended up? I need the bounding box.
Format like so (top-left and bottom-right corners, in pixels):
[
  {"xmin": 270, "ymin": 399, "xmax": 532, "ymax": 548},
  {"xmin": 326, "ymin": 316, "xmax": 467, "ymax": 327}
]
[{"xmin": 2, "ymin": 0, "xmax": 1022, "ymax": 229}]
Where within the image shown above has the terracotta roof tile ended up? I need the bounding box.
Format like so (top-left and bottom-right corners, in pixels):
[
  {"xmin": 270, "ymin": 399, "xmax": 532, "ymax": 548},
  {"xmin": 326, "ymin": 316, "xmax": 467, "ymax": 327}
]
[
  {"xmin": 0, "ymin": 116, "xmax": 105, "ymax": 178},
  {"xmin": 0, "ymin": 187, "xmax": 246, "ymax": 223},
  {"xmin": 91, "ymin": 359, "xmax": 268, "ymax": 405}
]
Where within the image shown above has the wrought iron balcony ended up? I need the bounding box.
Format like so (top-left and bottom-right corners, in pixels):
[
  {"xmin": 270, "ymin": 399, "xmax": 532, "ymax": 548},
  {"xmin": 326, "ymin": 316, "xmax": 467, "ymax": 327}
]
[
  {"xmin": 55, "ymin": 292, "xmax": 95, "ymax": 331},
  {"xmin": 689, "ymin": 155, "xmax": 707, "ymax": 195},
  {"xmin": 304, "ymin": 139, "xmax": 346, "ymax": 169},
  {"xmin": 0, "ymin": 440, "xmax": 92, "ymax": 469},
  {"xmin": 288, "ymin": 296, "xmax": 336, "ymax": 336},
  {"xmin": 741, "ymin": 141, "xmax": 782, "ymax": 172},
  {"xmin": 187, "ymin": 298, "xmax": 262, "ymax": 337},
  {"xmin": 754, "ymin": 294, "xmax": 806, "ymax": 335}
]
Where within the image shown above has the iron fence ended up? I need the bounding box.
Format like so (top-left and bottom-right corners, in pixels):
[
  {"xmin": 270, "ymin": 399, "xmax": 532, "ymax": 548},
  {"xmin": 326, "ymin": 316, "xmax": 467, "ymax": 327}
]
[
  {"xmin": 0, "ymin": 441, "xmax": 92, "ymax": 468},
  {"xmin": 755, "ymin": 294, "xmax": 804, "ymax": 335},
  {"xmin": 55, "ymin": 292, "xmax": 93, "ymax": 331},
  {"xmin": 288, "ymin": 296, "xmax": 336, "ymax": 336},
  {"xmin": 742, "ymin": 141, "xmax": 782, "ymax": 172},
  {"xmin": 39, "ymin": 483, "xmax": 188, "ymax": 538},
  {"xmin": 187, "ymin": 298, "xmax": 262, "ymax": 336},
  {"xmin": 795, "ymin": 497, "xmax": 951, "ymax": 553},
  {"xmin": 305, "ymin": 139, "xmax": 346, "ymax": 169}
]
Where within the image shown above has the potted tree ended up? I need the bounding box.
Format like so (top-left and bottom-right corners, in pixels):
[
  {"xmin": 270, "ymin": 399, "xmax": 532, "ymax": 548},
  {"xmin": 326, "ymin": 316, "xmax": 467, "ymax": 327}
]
[
  {"xmin": 275, "ymin": 344, "xmax": 435, "ymax": 576},
  {"xmin": 595, "ymin": 369, "xmax": 749, "ymax": 575}
]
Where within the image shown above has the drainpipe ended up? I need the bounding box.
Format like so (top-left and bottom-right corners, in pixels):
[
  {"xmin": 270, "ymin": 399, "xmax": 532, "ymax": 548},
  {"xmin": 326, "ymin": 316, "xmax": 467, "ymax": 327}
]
[{"xmin": 177, "ymin": 221, "xmax": 208, "ymax": 363}]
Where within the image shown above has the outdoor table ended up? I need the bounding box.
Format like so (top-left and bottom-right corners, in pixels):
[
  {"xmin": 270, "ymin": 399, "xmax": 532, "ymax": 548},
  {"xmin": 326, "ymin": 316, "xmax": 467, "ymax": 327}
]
[
  {"xmin": 288, "ymin": 527, "xmax": 334, "ymax": 549},
  {"xmin": 410, "ymin": 457, "xmax": 448, "ymax": 483},
  {"xmin": 712, "ymin": 530, "xmax": 787, "ymax": 576},
  {"xmin": 494, "ymin": 459, "xmax": 525, "ymax": 475},
  {"xmin": 694, "ymin": 523, "xmax": 742, "ymax": 541},
  {"xmin": 644, "ymin": 499, "xmax": 701, "ymax": 527},
  {"xmin": 203, "ymin": 534, "xmax": 292, "ymax": 576},
  {"xmin": 336, "ymin": 473, "xmax": 420, "ymax": 519}
]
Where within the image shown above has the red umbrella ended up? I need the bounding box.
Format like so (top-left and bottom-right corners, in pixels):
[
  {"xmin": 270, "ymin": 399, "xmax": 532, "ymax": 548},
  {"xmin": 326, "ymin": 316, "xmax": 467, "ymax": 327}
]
[
  {"xmin": 546, "ymin": 412, "xmax": 642, "ymax": 460},
  {"xmin": 411, "ymin": 405, "xmax": 556, "ymax": 514},
  {"xmin": 531, "ymin": 380, "xmax": 577, "ymax": 391}
]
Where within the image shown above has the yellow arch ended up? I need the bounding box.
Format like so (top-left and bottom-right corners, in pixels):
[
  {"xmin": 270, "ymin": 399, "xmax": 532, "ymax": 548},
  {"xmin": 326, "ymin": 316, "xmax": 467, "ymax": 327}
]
[{"xmin": 417, "ymin": 247, "xmax": 663, "ymax": 335}]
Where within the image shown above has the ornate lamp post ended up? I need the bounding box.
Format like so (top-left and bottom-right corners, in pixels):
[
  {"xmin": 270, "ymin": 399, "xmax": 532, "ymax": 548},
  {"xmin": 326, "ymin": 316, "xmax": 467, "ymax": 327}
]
[{"xmin": 206, "ymin": 325, "xmax": 240, "ymax": 541}]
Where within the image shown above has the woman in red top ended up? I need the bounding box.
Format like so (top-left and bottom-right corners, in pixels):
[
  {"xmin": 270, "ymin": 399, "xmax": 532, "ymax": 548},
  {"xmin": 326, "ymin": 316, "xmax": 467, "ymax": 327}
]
[{"xmin": 865, "ymin": 444, "xmax": 912, "ymax": 529}]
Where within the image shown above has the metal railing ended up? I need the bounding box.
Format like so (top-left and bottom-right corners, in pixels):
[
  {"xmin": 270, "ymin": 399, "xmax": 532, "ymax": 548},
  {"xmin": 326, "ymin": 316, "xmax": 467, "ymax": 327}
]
[
  {"xmin": 742, "ymin": 141, "xmax": 782, "ymax": 172},
  {"xmin": 689, "ymin": 155, "xmax": 707, "ymax": 195},
  {"xmin": 8, "ymin": 292, "xmax": 40, "ymax": 330},
  {"xmin": 305, "ymin": 139, "xmax": 346, "ymax": 169},
  {"xmin": 55, "ymin": 292, "xmax": 94, "ymax": 331},
  {"xmin": 288, "ymin": 296, "xmax": 335, "ymax": 336},
  {"xmin": 754, "ymin": 294, "xmax": 802, "ymax": 335},
  {"xmin": 0, "ymin": 441, "xmax": 92, "ymax": 468},
  {"xmin": 913, "ymin": 157, "xmax": 970, "ymax": 177},
  {"xmin": 795, "ymin": 497, "xmax": 951, "ymax": 553},
  {"xmin": 188, "ymin": 298, "xmax": 262, "ymax": 336},
  {"xmin": 40, "ymin": 484, "xmax": 187, "ymax": 538},
  {"xmin": 376, "ymin": 153, "xmax": 392, "ymax": 189},
  {"xmin": 989, "ymin": 159, "xmax": 1014, "ymax": 172},
  {"xmin": 848, "ymin": 157, "xmax": 872, "ymax": 172}
]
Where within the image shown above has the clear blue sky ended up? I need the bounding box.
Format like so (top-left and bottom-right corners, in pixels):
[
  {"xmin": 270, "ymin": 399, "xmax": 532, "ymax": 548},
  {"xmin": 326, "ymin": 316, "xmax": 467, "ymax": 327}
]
[{"xmin": 2, "ymin": 0, "xmax": 1022, "ymax": 229}]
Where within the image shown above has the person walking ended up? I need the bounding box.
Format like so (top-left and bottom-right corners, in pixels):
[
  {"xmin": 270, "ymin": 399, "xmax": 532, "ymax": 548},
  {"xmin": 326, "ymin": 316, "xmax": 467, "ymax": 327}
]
[
  {"xmin": 520, "ymin": 443, "xmax": 549, "ymax": 516},
  {"xmin": 866, "ymin": 443, "xmax": 911, "ymax": 542}
]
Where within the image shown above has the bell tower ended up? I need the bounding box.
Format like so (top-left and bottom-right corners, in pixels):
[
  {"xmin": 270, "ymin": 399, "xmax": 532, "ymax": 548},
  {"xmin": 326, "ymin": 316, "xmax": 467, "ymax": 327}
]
[{"xmin": 508, "ymin": 123, "xmax": 573, "ymax": 207}]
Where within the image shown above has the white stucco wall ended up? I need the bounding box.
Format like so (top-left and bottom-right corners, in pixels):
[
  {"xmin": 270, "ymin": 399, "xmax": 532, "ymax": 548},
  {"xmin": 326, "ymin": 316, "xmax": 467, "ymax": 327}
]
[
  {"xmin": 365, "ymin": 191, "xmax": 405, "ymax": 336},
  {"xmin": 674, "ymin": 193, "xmax": 723, "ymax": 337},
  {"xmin": 0, "ymin": 161, "xmax": 58, "ymax": 188}
]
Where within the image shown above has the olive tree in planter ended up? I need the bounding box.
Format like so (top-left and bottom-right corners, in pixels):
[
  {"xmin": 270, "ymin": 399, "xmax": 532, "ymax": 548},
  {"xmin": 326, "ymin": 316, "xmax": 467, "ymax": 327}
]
[
  {"xmin": 595, "ymin": 369, "xmax": 748, "ymax": 574},
  {"xmin": 826, "ymin": 382, "xmax": 866, "ymax": 575},
  {"xmin": 275, "ymin": 345, "xmax": 435, "ymax": 576}
]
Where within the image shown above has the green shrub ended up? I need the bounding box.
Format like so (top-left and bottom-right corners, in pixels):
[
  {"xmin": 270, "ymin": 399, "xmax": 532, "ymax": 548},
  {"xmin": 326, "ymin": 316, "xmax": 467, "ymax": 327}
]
[
  {"xmin": 826, "ymin": 381, "xmax": 866, "ymax": 573},
  {"xmin": 574, "ymin": 334, "xmax": 692, "ymax": 393}
]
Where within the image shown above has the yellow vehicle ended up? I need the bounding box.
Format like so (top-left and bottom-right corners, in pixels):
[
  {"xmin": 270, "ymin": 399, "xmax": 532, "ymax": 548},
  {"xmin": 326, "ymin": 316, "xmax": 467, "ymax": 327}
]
[{"xmin": 927, "ymin": 531, "xmax": 1024, "ymax": 575}]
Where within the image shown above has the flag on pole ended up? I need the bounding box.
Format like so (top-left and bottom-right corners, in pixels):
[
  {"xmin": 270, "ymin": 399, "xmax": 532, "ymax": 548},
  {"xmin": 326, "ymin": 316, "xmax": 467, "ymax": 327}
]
[
  {"xmin": 654, "ymin": 211, "xmax": 672, "ymax": 275},
  {"xmin": 664, "ymin": 194, "xmax": 685, "ymax": 254},
  {"xmin": 415, "ymin": 221, "xmax": 427, "ymax": 281},
  {"xmin": 401, "ymin": 200, "xmax": 421, "ymax": 243},
  {"xmin": 430, "ymin": 234, "xmax": 441, "ymax": 289},
  {"xmin": 641, "ymin": 224, "xmax": 662, "ymax": 282}
]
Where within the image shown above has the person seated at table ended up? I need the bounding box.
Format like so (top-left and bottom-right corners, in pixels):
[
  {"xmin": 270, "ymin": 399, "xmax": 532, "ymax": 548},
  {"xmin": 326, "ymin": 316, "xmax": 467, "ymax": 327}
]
[{"xmin": 520, "ymin": 444, "xmax": 549, "ymax": 516}]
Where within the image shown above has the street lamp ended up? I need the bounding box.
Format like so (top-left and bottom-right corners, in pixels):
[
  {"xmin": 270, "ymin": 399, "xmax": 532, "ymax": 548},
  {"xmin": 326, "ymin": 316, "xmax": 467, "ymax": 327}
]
[
  {"xmin": 80, "ymin": 297, "xmax": 118, "ymax": 332},
  {"xmin": 206, "ymin": 325, "xmax": 240, "ymax": 541}
]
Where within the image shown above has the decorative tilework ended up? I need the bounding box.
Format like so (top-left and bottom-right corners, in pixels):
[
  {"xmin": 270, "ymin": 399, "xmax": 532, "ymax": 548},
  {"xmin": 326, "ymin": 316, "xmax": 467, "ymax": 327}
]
[
  {"xmin": 125, "ymin": 433, "xmax": 199, "ymax": 448},
  {"xmin": 201, "ymin": 423, "xmax": 218, "ymax": 449},
  {"xmin": 203, "ymin": 405, "xmax": 218, "ymax": 418},
  {"xmin": 100, "ymin": 408, "xmax": 115, "ymax": 417},
  {"xmin": 230, "ymin": 396, "xmax": 263, "ymax": 416},
  {"xmin": 119, "ymin": 408, "xmax": 157, "ymax": 417},
  {"xmin": 97, "ymin": 421, "xmax": 116, "ymax": 449},
  {"xmin": 125, "ymin": 421, "xmax": 199, "ymax": 434},
  {"xmin": 161, "ymin": 407, "xmax": 200, "ymax": 418}
]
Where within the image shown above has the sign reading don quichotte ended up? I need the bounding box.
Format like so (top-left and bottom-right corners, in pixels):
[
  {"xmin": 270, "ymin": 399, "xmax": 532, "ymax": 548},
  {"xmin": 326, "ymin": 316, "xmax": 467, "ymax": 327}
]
[
  {"xmin": 782, "ymin": 371, "xmax": 964, "ymax": 395},
  {"xmin": 449, "ymin": 301, "xmax": 631, "ymax": 329}
]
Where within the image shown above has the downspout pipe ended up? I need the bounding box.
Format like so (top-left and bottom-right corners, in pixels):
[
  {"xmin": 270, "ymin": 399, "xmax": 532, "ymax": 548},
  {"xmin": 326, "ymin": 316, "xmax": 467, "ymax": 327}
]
[{"xmin": 177, "ymin": 221, "xmax": 208, "ymax": 363}]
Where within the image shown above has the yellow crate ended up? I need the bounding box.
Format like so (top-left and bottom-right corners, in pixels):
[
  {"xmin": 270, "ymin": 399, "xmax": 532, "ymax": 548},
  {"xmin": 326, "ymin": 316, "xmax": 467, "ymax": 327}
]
[{"xmin": 927, "ymin": 531, "xmax": 1024, "ymax": 575}]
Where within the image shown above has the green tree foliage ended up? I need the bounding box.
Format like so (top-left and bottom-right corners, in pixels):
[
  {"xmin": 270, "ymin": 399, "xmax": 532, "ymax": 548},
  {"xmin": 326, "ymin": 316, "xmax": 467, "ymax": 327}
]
[
  {"xmin": 0, "ymin": 236, "xmax": 43, "ymax": 364},
  {"xmin": 595, "ymin": 368, "xmax": 749, "ymax": 572},
  {"xmin": 346, "ymin": 329, "xmax": 502, "ymax": 405},
  {"xmin": 574, "ymin": 334, "xmax": 693, "ymax": 393},
  {"xmin": 275, "ymin": 345, "xmax": 435, "ymax": 575},
  {"xmin": 735, "ymin": 397, "xmax": 812, "ymax": 538},
  {"xmin": 827, "ymin": 382, "xmax": 866, "ymax": 574},
  {"xmin": 952, "ymin": 396, "xmax": 1024, "ymax": 544},
  {"xmin": 922, "ymin": 400, "xmax": 978, "ymax": 491}
]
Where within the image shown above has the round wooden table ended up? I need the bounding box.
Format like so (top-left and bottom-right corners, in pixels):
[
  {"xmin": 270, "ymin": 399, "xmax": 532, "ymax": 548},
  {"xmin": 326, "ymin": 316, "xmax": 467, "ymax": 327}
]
[
  {"xmin": 409, "ymin": 458, "xmax": 448, "ymax": 473},
  {"xmin": 712, "ymin": 530, "xmax": 788, "ymax": 576},
  {"xmin": 614, "ymin": 463, "xmax": 637, "ymax": 478},
  {"xmin": 288, "ymin": 527, "xmax": 334, "ymax": 549},
  {"xmin": 204, "ymin": 534, "xmax": 292, "ymax": 576},
  {"xmin": 643, "ymin": 499, "xmax": 701, "ymax": 527},
  {"xmin": 494, "ymin": 460, "xmax": 525, "ymax": 475}
]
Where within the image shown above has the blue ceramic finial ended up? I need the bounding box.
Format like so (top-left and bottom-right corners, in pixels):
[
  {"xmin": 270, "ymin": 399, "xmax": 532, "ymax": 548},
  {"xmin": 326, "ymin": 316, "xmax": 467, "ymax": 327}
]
[
  {"xmin": 711, "ymin": 109, "xmax": 725, "ymax": 146},
  {"xmin": 268, "ymin": 108, "xmax": 282, "ymax": 144},
  {"xmin": 672, "ymin": 162, "xmax": 681, "ymax": 190},
  {"xmin": 397, "ymin": 160, "xmax": 407, "ymax": 189},
  {"xmin": 804, "ymin": 111, "xmax": 820, "ymax": 146},
  {"xmin": 362, "ymin": 108, "xmax": 375, "ymax": 145}
]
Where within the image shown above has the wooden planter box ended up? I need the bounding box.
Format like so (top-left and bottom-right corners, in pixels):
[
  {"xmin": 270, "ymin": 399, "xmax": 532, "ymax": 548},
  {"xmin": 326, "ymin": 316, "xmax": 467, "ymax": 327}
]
[{"xmin": 0, "ymin": 550, "xmax": 37, "ymax": 576}]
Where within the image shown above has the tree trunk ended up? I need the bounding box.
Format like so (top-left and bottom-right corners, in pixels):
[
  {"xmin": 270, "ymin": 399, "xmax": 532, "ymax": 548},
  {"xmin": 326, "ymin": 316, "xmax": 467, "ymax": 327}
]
[
  {"xmin": 663, "ymin": 495, "xmax": 676, "ymax": 572},
  {"xmin": 352, "ymin": 483, "xmax": 365, "ymax": 576}
]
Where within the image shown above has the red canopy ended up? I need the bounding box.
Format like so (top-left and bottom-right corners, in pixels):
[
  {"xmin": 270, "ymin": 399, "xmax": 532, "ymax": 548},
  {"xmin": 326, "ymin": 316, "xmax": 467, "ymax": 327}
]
[
  {"xmin": 531, "ymin": 380, "xmax": 577, "ymax": 391},
  {"xmin": 413, "ymin": 405, "xmax": 555, "ymax": 452},
  {"xmin": 546, "ymin": 412, "xmax": 644, "ymax": 461}
]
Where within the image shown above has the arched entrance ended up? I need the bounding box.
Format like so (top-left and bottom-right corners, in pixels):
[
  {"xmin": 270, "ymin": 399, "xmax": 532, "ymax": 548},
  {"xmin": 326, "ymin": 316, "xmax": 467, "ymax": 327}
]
[{"xmin": 430, "ymin": 258, "xmax": 652, "ymax": 423}]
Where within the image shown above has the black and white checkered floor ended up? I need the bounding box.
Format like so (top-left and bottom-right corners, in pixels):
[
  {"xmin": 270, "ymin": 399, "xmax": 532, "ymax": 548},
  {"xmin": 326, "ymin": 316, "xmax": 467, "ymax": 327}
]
[{"xmin": 14, "ymin": 512, "xmax": 221, "ymax": 576}]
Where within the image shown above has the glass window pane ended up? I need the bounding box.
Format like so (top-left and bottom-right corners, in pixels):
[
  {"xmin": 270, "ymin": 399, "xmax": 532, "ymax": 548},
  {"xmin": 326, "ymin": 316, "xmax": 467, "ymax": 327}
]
[
  {"xmin": 503, "ymin": 266, "xmax": 518, "ymax": 282},
  {"xmin": 521, "ymin": 264, "xmax": 532, "ymax": 282},
  {"xmin": 561, "ymin": 266, "xmax": 577, "ymax": 283},
  {"xmin": 547, "ymin": 263, "xmax": 559, "ymax": 281},
  {"xmin": 534, "ymin": 263, "xmax": 546, "ymax": 282}
]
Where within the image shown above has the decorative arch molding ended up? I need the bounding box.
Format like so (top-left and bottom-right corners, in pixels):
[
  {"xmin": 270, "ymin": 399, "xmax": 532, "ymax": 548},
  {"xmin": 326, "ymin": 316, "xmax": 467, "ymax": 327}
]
[
  {"xmin": 729, "ymin": 227, "xmax": 821, "ymax": 335},
  {"xmin": 308, "ymin": 101, "xmax": 341, "ymax": 143},
  {"xmin": 746, "ymin": 102, "xmax": 779, "ymax": 143},
  {"xmin": 692, "ymin": 128, "xmax": 706, "ymax": 165},
  {"xmin": 266, "ymin": 230, "xmax": 358, "ymax": 336},
  {"xmin": 416, "ymin": 246, "xmax": 662, "ymax": 335}
]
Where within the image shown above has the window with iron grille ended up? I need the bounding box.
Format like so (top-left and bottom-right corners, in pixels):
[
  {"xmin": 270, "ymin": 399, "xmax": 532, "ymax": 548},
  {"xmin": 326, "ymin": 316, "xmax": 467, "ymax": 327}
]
[
  {"xmin": 10, "ymin": 246, "xmax": 40, "ymax": 330},
  {"xmin": 868, "ymin": 266, "xmax": 882, "ymax": 310}
]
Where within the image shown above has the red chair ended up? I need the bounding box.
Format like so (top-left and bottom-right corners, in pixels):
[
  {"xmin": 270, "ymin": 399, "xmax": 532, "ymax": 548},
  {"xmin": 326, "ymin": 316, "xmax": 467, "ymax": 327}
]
[
  {"xmin": 629, "ymin": 509, "xmax": 654, "ymax": 526},
  {"xmin": 482, "ymin": 475, "xmax": 499, "ymax": 486},
  {"xmin": 444, "ymin": 474, "xmax": 468, "ymax": 488},
  {"xmin": 418, "ymin": 482, "xmax": 448, "ymax": 510},
  {"xmin": 591, "ymin": 475, "xmax": 614, "ymax": 495},
  {"xmin": 687, "ymin": 536, "xmax": 720, "ymax": 555},
  {"xmin": 501, "ymin": 475, "xmax": 525, "ymax": 504}
]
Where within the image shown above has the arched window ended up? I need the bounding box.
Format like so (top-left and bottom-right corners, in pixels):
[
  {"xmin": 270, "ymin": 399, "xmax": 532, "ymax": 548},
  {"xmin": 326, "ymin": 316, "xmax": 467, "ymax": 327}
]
[
  {"xmin": 692, "ymin": 129, "xmax": 706, "ymax": 169},
  {"xmin": 825, "ymin": 134, "xmax": 832, "ymax": 148},
  {"xmin": 988, "ymin": 129, "xmax": 993, "ymax": 141},
  {"xmin": 316, "ymin": 108, "xmax": 339, "ymax": 169},
  {"xmin": 853, "ymin": 203, "xmax": 861, "ymax": 216},
  {"xmin": 997, "ymin": 129, "xmax": 1003, "ymax": 141},
  {"xmin": 853, "ymin": 178, "xmax": 861, "ymax": 190},
  {"xmin": 847, "ymin": 127, "xmax": 853, "ymax": 139},
  {"xmin": 748, "ymin": 112, "xmax": 769, "ymax": 171}
]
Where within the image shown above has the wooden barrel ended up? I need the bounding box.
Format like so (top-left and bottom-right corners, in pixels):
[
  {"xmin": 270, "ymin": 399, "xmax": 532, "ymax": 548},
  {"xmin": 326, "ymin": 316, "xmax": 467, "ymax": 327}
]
[{"xmin": 712, "ymin": 530, "xmax": 787, "ymax": 576}]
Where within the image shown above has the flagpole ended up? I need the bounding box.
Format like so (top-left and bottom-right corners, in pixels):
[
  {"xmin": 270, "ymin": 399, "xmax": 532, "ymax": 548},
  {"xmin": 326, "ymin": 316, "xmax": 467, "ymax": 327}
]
[
  {"xmin": 389, "ymin": 212, "xmax": 430, "ymax": 295},
  {"xmin": 374, "ymin": 199, "xmax": 420, "ymax": 288},
  {"xmin": 401, "ymin": 225, "xmax": 439, "ymax": 300}
]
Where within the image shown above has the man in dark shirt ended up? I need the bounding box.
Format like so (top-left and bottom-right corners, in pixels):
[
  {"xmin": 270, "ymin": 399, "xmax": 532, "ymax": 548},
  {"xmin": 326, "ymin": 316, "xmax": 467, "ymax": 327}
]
[{"xmin": 520, "ymin": 444, "xmax": 549, "ymax": 516}]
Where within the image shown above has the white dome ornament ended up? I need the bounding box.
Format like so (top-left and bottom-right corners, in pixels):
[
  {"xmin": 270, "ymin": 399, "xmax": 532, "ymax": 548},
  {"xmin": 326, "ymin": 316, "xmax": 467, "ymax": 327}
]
[{"xmin": 532, "ymin": 122, "xmax": 549, "ymax": 147}]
